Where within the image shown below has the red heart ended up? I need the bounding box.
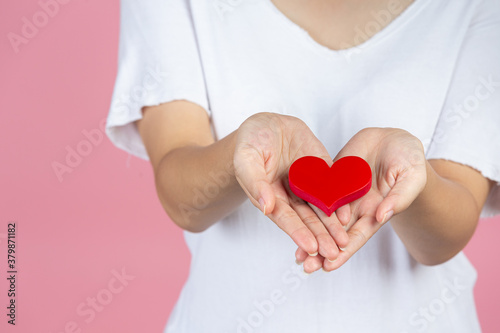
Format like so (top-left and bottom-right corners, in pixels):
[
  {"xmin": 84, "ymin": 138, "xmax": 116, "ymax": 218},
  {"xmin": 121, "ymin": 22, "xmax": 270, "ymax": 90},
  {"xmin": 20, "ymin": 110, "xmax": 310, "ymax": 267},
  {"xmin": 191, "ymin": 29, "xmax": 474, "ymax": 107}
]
[{"xmin": 288, "ymin": 156, "xmax": 372, "ymax": 216}]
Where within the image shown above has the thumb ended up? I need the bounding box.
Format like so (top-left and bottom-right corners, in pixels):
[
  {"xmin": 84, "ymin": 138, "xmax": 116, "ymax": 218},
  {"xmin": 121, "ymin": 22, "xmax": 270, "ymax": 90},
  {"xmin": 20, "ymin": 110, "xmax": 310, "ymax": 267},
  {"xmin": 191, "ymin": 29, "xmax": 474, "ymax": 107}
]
[
  {"xmin": 376, "ymin": 174, "xmax": 424, "ymax": 224},
  {"xmin": 233, "ymin": 148, "xmax": 276, "ymax": 215}
]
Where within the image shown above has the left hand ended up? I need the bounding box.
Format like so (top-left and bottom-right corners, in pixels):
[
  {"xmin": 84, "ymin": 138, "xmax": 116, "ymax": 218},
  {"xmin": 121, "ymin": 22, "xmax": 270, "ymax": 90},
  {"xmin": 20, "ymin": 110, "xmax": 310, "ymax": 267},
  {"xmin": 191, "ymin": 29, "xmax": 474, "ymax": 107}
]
[{"xmin": 295, "ymin": 128, "xmax": 428, "ymax": 273}]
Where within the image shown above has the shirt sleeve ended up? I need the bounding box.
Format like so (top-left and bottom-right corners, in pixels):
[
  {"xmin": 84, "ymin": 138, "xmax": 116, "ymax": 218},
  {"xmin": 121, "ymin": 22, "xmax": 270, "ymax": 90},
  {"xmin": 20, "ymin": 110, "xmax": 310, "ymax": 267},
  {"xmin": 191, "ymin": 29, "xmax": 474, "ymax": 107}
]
[
  {"xmin": 426, "ymin": 0, "xmax": 500, "ymax": 218},
  {"xmin": 105, "ymin": 0, "xmax": 210, "ymax": 161}
]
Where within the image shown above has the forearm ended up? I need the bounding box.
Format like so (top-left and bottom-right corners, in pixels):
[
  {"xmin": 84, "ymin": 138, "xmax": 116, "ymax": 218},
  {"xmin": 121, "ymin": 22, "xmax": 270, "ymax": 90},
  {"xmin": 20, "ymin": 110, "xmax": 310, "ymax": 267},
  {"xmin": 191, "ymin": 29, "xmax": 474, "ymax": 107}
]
[
  {"xmin": 391, "ymin": 161, "xmax": 480, "ymax": 265},
  {"xmin": 155, "ymin": 130, "xmax": 247, "ymax": 232}
]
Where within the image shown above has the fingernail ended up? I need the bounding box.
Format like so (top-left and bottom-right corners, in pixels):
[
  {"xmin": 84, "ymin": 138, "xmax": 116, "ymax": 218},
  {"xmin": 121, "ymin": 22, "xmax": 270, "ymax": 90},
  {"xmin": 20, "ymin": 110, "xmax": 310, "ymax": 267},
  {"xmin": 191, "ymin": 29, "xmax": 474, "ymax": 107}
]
[
  {"xmin": 295, "ymin": 259, "xmax": 303, "ymax": 265},
  {"xmin": 327, "ymin": 258, "xmax": 337, "ymax": 263},
  {"xmin": 259, "ymin": 198, "xmax": 266, "ymax": 215},
  {"xmin": 303, "ymin": 270, "xmax": 311, "ymax": 275},
  {"xmin": 322, "ymin": 267, "xmax": 330, "ymax": 272},
  {"xmin": 339, "ymin": 247, "xmax": 346, "ymax": 251},
  {"xmin": 308, "ymin": 251, "xmax": 318, "ymax": 256},
  {"xmin": 382, "ymin": 210, "xmax": 394, "ymax": 224}
]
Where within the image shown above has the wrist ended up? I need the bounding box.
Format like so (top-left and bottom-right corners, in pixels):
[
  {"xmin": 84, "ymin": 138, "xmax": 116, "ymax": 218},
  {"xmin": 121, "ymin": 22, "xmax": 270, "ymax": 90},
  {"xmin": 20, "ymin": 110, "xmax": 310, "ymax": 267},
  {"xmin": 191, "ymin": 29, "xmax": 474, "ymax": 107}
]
[{"xmin": 226, "ymin": 129, "xmax": 239, "ymax": 179}]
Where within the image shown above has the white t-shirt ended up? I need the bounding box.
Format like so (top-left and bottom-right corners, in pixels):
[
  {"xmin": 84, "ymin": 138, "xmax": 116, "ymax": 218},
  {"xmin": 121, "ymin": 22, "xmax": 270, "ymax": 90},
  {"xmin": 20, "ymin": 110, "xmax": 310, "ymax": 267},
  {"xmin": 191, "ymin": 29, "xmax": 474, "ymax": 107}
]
[{"xmin": 106, "ymin": 0, "xmax": 500, "ymax": 332}]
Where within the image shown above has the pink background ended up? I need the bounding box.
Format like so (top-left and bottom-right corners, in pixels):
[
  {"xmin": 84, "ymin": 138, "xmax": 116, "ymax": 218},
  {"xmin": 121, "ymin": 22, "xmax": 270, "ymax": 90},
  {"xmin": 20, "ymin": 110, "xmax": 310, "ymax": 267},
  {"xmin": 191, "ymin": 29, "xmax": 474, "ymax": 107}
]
[{"xmin": 1, "ymin": 1, "xmax": 499, "ymax": 332}]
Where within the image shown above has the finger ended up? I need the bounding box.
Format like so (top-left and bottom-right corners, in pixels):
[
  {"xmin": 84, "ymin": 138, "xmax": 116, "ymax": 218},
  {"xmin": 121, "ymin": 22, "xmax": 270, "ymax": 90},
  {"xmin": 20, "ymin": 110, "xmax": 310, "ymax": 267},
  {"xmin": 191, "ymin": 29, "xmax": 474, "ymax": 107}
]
[
  {"xmin": 376, "ymin": 172, "xmax": 425, "ymax": 223},
  {"xmin": 323, "ymin": 215, "xmax": 382, "ymax": 271},
  {"xmin": 290, "ymin": 199, "xmax": 340, "ymax": 261},
  {"xmin": 303, "ymin": 254, "xmax": 324, "ymax": 274},
  {"xmin": 267, "ymin": 197, "xmax": 318, "ymax": 255},
  {"xmin": 308, "ymin": 203, "xmax": 349, "ymax": 251},
  {"xmin": 295, "ymin": 247, "xmax": 309, "ymax": 264},
  {"xmin": 336, "ymin": 204, "xmax": 351, "ymax": 227},
  {"xmin": 233, "ymin": 147, "xmax": 276, "ymax": 215}
]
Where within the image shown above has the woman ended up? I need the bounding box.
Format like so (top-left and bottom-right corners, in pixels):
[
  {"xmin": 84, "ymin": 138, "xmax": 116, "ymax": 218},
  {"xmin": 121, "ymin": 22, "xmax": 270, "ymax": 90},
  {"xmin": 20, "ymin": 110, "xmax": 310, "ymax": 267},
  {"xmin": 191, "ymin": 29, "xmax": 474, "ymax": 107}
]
[{"xmin": 105, "ymin": 0, "xmax": 500, "ymax": 331}]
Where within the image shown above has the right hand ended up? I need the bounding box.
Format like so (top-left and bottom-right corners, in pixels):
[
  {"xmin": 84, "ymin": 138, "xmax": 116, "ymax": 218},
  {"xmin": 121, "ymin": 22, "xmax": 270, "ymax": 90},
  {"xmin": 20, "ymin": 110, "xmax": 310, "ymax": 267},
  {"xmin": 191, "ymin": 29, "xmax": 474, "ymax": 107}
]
[{"xmin": 233, "ymin": 113, "xmax": 349, "ymax": 261}]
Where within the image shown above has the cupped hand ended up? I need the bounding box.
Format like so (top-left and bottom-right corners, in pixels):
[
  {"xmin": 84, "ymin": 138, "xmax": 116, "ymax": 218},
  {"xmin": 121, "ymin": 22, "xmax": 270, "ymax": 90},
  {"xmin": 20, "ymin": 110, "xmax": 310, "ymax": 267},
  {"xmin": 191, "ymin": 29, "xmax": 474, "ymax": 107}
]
[
  {"xmin": 234, "ymin": 113, "xmax": 349, "ymax": 261},
  {"xmin": 295, "ymin": 128, "xmax": 427, "ymax": 273}
]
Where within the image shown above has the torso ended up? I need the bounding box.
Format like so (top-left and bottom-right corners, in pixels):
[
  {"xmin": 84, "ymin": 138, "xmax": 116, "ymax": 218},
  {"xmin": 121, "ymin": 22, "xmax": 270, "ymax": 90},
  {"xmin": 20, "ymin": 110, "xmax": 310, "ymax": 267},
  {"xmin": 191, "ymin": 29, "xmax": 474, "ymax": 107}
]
[{"xmin": 163, "ymin": 0, "xmax": 483, "ymax": 331}]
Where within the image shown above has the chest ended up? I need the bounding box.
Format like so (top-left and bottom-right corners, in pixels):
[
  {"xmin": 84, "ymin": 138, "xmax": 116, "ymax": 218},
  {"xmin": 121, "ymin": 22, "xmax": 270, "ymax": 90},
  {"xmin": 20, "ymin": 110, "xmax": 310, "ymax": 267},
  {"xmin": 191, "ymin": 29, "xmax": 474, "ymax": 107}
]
[
  {"xmin": 196, "ymin": 0, "xmax": 468, "ymax": 152},
  {"xmin": 270, "ymin": 0, "xmax": 414, "ymax": 50}
]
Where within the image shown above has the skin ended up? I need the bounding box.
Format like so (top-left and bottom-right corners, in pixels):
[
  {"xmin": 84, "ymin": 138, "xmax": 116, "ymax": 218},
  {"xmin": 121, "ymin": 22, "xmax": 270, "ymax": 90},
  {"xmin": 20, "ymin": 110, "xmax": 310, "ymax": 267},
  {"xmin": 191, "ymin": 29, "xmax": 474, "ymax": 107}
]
[
  {"xmin": 139, "ymin": 107, "xmax": 348, "ymax": 261},
  {"xmin": 271, "ymin": 0, "xmax": 415, "ymax": 51},
  {"xmin": 296, "ymin": 128, "xmax": 493, "ymax": 273},
  {"xmin": 137, "ymin": 106, "xmax": 493, "ymax": 272},
  {"xmin": 136, "ymin": 0, "xmax": 494, "ymax": 272}
]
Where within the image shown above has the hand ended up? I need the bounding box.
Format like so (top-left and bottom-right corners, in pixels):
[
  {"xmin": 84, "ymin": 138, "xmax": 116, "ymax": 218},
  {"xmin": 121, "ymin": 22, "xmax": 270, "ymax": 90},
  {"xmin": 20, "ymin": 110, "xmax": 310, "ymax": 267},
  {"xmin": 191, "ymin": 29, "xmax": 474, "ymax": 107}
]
[
  {"xmin": 234, "ymin": 113, "xmax": 349, "ymax": 261},
  {"xmin": 295, "ymin": 128, "xmax": 427, "ymax": 273}
]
